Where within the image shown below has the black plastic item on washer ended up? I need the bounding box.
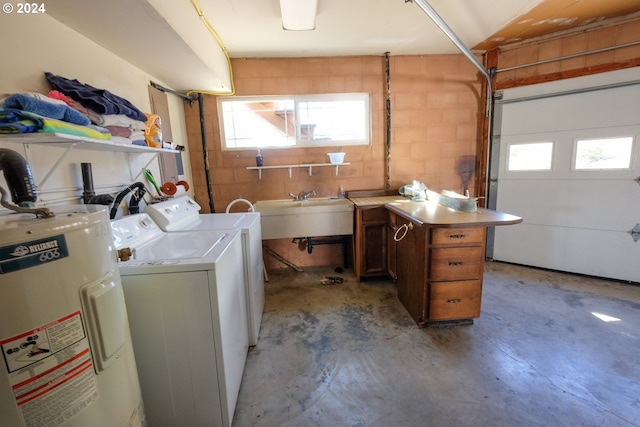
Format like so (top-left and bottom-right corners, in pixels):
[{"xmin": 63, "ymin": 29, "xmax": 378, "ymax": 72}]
[{"xmin": 110, "ymin": 182, "xmax": 147, "ymax": 219}]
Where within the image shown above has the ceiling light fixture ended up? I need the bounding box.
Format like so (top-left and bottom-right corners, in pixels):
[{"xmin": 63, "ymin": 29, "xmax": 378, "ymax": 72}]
[{"xmin": 279, "ymin": 0, "xmax": 318, "ymax": 31}]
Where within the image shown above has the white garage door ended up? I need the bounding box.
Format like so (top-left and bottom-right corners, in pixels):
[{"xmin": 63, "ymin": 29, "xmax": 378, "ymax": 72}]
[{"xmin": 491, "ymin": 68, "xmax": 640, "ymax": 283}]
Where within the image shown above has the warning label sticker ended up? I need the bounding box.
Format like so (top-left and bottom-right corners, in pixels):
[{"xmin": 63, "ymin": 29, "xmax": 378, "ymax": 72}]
[{"xmin": 0, "ymin": 311, "xmax": 99, "ymax": 427}]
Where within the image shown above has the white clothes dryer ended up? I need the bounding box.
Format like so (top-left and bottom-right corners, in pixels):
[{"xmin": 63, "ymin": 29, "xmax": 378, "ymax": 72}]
[
  {"xmin": 145, "ymin": 196, "xmax": 265, "ymax": 346},
  {"xmin": 111, "ymin": 213, "xmax": 248, "ymax": 427}
]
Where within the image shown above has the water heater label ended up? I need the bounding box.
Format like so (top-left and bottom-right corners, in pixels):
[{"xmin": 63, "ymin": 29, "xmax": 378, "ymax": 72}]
[
  {"xmin": 0, "ymin": 311, "xmax": 99, "ymax": 427},
  {"xmin": 0, "ymin": 235, "xmax": 69, "ymax": 274}
]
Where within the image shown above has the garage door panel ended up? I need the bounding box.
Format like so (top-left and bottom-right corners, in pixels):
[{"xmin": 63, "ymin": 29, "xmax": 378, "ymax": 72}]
[
  {"xmin": 500, "ymin": 128, "xmax": 640, "ymax": 181},
  {"xmin": 493, "ymin": 69, "xmax": 640, "ymax": 283},
  {"xmin": 501, "ymin": 86, "xmax": 639, "ymax": 135},
  {"xmin": 494, "ymin": 224, "xmax": 640, "ymax": 282},
  {"xmin": 496, "ymin": 180, "xmax": 640, "ymax": 231}
]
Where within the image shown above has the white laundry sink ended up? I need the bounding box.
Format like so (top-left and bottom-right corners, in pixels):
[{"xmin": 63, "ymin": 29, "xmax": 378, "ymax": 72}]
[{"xmin": 254, "ymin": 198, "xmax": 354, "ymax": 239}]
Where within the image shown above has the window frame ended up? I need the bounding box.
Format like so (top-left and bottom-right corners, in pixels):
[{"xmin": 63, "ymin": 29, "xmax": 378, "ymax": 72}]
[
  {"xmin": 571, "ymin": 135, "xmax": 634, "ymax": 171},
  {"xmin": 217, "ymin": 93, "xmax": 371, "ymax": 151},
  {"xmin": 506, "ymin": 141, "xmax": 555, "ymax": 172}
]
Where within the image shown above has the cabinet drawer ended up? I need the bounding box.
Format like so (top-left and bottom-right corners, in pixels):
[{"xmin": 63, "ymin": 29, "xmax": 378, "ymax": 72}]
[
  {"xmin": 359, "ymin": 206, "xmax": 387, "ymax": 222},
  {"xmin": 431, "ymin": 227, "xmax": 485, "ymax": 246},
  {"xmin": 429, "ymin": 280, "xmax": 481, "ymax": 320},
  {"xmin": 429, "ymin": 247, "xmax": 484, "ymax": 281}
]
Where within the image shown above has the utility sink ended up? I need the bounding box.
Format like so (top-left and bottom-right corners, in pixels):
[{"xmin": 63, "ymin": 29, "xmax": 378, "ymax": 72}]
[{"xmin": 254, "ymin": 197, "xmax": 354, "ymax": 239}]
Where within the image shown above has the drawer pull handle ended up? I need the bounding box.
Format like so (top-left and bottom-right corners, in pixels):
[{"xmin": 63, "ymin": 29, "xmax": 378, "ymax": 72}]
[
  {"xmin": 449, "ymin": 234, "xmax": 465, "ymax": 238},
  {"xmin": 448, "ymin": 261, "xmax": 464, "ymax": 266},
  {"xmin": 447, "ymin": 298, "xmax": 462, "ymax": 304}
]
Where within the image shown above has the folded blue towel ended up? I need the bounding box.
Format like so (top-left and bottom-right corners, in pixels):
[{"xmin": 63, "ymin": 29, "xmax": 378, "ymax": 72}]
[
  {"xmin": 3, "ymin": 93, "xmax": 90, "ymax": 126},
  {"xmin": 45, "ymin": 72, "xmax": 147, "ymax": 122},
  {"xmin": 0, "ymin": 108, "xmax": 42, "ymax": 133},
  {"xmin": 0, "ymin": 108, "xmax": 112, "ymax": 140}
]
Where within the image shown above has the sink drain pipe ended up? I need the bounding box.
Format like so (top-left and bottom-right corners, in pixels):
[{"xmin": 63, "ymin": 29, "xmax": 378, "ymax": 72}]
[
  {"xmin": 409, "ymin": 0, "xmax": 493, "ymax": 202},
  {"xmin": 304, "ymin": 236, "xmax": 349, "ymax": 268}
]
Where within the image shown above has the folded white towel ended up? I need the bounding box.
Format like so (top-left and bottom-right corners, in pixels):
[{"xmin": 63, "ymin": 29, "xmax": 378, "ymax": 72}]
[
  {"xmin": 130, "ymin": 130, "xmax": 145, "ymax": 141},
  {"xmin": 98, "ymin": 114, "xmax": 147, "ymax": 131}
]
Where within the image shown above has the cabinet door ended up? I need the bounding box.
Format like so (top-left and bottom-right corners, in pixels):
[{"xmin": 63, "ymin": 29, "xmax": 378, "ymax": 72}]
[
  {"xmin": 362, "ymin": 221, "xmax": 387, "ymax": 276},
  {"xmin": 355, "ymin": 206, "xmax": 388, "ymax": 278},
  {"xmin": 395, "ymin": 220, "xmax": 428, "ymax": 326}
]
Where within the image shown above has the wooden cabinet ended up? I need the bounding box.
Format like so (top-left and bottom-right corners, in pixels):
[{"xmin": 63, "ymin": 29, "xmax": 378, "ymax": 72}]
[
  {"xmin": 395, "ymin": 218, "xmax": 487, "ymax": 326},
  {"xmin": 350, "ymin": 192, "xmax": 522, "ymax": 326}
]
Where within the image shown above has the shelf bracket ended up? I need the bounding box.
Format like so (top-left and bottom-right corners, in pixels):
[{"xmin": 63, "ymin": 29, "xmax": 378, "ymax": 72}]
[
  {"xmin": 129, "ymin": 152, "xmax": 160, "ymax": 182},
  {"xmin": 307, "ymin": 166, "xmax": 313, "ymax": 176},
  {"xmin": 34, "ymin": 142, "xmax": 79, "ymax": 188}
]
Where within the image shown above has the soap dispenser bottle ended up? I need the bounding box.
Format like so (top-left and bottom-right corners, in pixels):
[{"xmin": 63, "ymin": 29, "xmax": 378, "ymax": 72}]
[{"xmin": 256, "ymin": 149, "xmax": 263, "ymax": 167}]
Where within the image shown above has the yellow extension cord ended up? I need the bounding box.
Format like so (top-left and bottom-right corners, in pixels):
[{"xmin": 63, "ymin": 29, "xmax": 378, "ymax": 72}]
[{"xmin": 187, "ymin": 0, "xmax": 236, "ymax": 97}]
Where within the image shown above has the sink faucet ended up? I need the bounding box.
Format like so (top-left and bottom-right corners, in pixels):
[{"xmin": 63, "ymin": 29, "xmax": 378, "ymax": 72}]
[{"xmin": 289, "ymin": 190, "xmax": 316, "ymax": 201}]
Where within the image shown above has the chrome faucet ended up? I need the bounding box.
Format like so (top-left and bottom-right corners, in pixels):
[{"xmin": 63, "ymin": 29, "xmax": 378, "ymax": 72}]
[{"xmin": 289, "ymin": 190, "xmax": 316, "ymax": 201}]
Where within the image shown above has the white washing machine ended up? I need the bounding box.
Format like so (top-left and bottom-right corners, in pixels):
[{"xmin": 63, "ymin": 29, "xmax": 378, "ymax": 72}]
[
  {"xmin": 145, "ymin": 196, "xmax": 265, "ymax": 346},
  {"xmin": 0, "ymin": 206, "xmax": 145, "ymax": 427},
  {"xmin": 111, "ymin": 213, "xmax": 248, "ymax": 427}
]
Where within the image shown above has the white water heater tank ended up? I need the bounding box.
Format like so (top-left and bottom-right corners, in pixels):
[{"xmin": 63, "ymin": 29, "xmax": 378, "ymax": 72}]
[{"xmin": 0, "ymin": 206, "xmax": 145, "ymax": 427}]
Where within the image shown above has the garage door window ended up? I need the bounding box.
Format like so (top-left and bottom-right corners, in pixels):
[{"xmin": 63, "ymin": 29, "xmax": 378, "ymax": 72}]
[
  {"xmin": 507, "ymin": 142, "xmax": 554, "ymax": 171},
  {"xmin": 573, "ymin": 136, "xmax": 633, "ymax": 170}
]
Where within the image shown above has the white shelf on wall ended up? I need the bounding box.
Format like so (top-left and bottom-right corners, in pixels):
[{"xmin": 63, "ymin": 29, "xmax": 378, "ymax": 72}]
[
  {"xmin": 0, "ymin": 133, "xmax": 178, "ymax": 187},
  {"xmin": 246, "ymin": 162, "xmax": 351, "ymax": 179},
  {"xmin": 0, "ymin": 133, "xmax": 178, "ymax": 153}
]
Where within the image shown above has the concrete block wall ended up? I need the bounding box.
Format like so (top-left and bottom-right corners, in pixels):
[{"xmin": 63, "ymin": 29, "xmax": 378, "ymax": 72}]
[{"xmin": 184, "ymin": 54, "xmax": 482, "ymax": 268}]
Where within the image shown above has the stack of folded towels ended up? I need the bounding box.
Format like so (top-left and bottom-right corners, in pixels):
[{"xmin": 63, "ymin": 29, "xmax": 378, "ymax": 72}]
[{"xmin": 0, "ymin": 72, "xmax": 152, "ymax": 146}]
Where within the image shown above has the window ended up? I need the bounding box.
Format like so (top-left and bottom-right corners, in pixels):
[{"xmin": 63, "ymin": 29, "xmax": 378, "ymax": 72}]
[
  {"xmin": 218, "ymin": 93, "xmax": 370, "ymax": 150},
  {"xmin": 507, "ymin": 142, "xmax": 554, "ymax": 171},
  {"xmin": 573, "ymin": 136, "xmax": 633, "ymax": 170}
]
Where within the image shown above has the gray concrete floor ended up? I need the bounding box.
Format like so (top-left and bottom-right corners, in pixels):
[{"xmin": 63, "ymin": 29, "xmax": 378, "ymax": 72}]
[{"xmin": 233, "ymin": 262, "xmax": 640, "ymax": 427}]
